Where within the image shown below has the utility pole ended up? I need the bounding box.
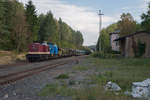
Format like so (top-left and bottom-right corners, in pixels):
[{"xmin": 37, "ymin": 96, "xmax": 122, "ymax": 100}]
[{"xmin": 98, "ymin": 10, "xmax": 104, "ymax": 51}]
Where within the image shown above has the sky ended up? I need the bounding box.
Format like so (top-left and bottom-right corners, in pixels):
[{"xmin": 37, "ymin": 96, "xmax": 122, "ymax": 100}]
[{"xmin": 18, "ymin": 0, "xmax": 149, "ymax": 46}]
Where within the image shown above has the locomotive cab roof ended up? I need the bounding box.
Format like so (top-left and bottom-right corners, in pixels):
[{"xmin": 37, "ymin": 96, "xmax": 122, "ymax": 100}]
[{"xmin": 47, "ymin": 42, "xmax": 54, "ymax": 45}]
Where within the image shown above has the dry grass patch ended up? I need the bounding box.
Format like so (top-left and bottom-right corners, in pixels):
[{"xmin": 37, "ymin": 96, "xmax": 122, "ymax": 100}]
[{"xmin": 0, "ymin": 50, "xmax": 26, "ymax": 65}]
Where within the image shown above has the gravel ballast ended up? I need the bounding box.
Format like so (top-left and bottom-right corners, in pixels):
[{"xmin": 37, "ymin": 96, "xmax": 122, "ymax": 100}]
[{"xmin": 0, "ymin": 56, "xmax": 90, "ymax": 100}]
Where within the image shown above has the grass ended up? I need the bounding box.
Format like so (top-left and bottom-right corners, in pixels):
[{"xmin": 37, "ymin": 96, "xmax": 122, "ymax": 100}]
[
  {"xmin": 80, "ymin": 57, "xmax": 150, "ymax": 100},
  {"xmin": 90, "ymin": 57, "xmax": 150, "ymax": 90},
  {"xmin": 72, "ymin": 86, "xmax": 136, "ymax": 100},
  {"xmin": 0, "ymin": 50, "xmax": 26, "ymax": 65},
  {"xmin": 73, "ymin": 65, "xmax": 90, "ymax": 71},
  {"xmin": 55, "ymin": 73, "xmax": 69, "ymax": 79},
  {"xmin": 39, "ymin": 83, "xmax": 77, "ymax": 97},
  {"xmin": 39, "ymin": 83, "xmax": 135, "ymax": 100},
  {"xmin": 40, "ymin": 57, "xmax": 150, "ymax": 100}
]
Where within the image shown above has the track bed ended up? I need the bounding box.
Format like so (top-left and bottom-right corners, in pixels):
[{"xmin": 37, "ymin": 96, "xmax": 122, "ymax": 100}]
[{"xmin": 0, "ymin": 56, "xmax": 81, "ymax": 85}]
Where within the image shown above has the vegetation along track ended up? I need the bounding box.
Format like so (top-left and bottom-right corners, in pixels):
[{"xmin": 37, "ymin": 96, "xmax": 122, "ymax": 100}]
[
  {"xmin": 0, "ymin": 58, "xmax": 78, "ymax": 86},
  {"xmin": 0, "ymin": 56, "xmax": 66, "ymax": 69}
]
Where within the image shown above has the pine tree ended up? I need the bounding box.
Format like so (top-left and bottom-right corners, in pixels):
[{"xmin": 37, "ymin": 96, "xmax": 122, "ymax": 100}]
[
  {"xmin": 25, "ymin": 0, "xmax": 39, "ymax": 42},
  {"xmin": 0, "ymin": 0, "xmax": 15, "ymax": 50},
  {"xmin": 38, "ymin": 11, "xmax": 59, "ymax": 43}
]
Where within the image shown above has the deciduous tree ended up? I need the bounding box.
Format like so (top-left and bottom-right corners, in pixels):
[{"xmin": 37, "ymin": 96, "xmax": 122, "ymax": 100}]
[
  {"xmin": 11, "ymin": 2, "xmax": 28, "ymax": 52},
  {"xmin": 118, "ymin": 13, "xmax": 136, "ymax": 36},
  {"xmin": 96, "ymin": 23, "xmax": 118, "ymax": 52},
  {"xmin": 141, "ymin": 2, "xmax": 150, "ymax": 32}
]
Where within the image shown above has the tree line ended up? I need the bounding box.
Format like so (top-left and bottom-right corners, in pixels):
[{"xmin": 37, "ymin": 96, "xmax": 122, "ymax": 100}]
[
  {"xmin": 0, "ymin": 0, "xmax": 84, "ymax": 52},
  {"xmin": 96, "ymin": 2, "xmax": 150, "ymax": 53}
]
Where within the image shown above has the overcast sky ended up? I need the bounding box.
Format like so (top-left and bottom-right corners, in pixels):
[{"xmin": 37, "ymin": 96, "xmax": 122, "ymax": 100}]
[{"xmin": 19, "ymin": 0, "xmax": 149, "ymax": 46}]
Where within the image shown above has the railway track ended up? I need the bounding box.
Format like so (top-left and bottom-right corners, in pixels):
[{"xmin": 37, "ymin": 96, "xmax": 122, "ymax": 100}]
[
  {"xmin": 0, "ymin": 56, "xmax": 73, "ymax": 69},
  {"xmin": 0, "ymin": 56, "xmax": 64, "ymax": 69},
  {"xmin": 0, "ymin": 58, "xmax": 76, "ymax": 86}
]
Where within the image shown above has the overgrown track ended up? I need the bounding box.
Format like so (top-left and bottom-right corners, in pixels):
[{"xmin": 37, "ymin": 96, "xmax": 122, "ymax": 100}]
[{"xmin": 0, "ymin": 58, "xmax": 78, "ymax": 86}]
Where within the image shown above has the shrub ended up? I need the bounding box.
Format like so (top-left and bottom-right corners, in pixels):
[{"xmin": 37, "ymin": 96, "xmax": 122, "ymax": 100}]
[
  {"xmin": 111, "ymin": 51, "xmax": 121, "ymax": 54},
  {"xmin": 56, "ymin": 73, "xmax": 69, "ymax": 79},
  {"xmin": 91, "ymin": 51, "xmax": 105, "ymax": 58},
  {"xmin": 91, "ymin": 52, "xmax": 121, "ymax": 59}
]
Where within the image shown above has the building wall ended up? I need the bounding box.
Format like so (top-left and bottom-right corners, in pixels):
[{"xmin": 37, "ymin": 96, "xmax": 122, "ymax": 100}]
[
  {"xmin": 120, "ymin": 39, "xmax": 126, "ymax": 56},
  {"xmin": 125, "ymin": 32, "xmax": 150, "ymax": 57},
  {"xmin": 110, "ymin": 34, "xmax": 120, "ymax": 51},
  {"xmin": 125, "ymin": 37, "xmax": 134, "ymax": 57}
]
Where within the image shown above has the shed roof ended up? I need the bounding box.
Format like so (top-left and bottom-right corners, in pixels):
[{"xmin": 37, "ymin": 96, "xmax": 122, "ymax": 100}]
[
  {"xmin": 114, "ymin": 31, "xmax": 150, "ymax": 41},
  {"xmin": 109, "ymin": 30, "xmax": 120, "ymax": 35}
]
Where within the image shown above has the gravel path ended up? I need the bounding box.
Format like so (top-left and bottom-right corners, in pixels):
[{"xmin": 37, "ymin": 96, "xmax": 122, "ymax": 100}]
[{"xmin": 0, "ymin": 56, "xmax": 89, "ymax": 100}]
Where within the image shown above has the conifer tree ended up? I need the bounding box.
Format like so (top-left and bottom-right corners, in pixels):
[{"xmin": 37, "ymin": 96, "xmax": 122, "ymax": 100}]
[{"xmin": 25, "ymin": 0, "xmax": 39, "ymax": 42}]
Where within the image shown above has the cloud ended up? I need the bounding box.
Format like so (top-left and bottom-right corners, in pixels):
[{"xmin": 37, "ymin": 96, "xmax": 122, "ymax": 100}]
[
  {"xmin": 122, "ymin": 7, "xmax": 130, "ymax": 11},
  {"xmin": 19, "ymin": 0, "xmax": 118, "ymax": 46},
  {"xmin": 141, "ymin": 0, "xmax": 149, "ymax": 11},
  {"xmin": 120, "ymin": 0, "xmax": 150, "ymax": 22},
  {"xmin": 144, "ymin": 0, "xmax": 149, "ymax": 2}
]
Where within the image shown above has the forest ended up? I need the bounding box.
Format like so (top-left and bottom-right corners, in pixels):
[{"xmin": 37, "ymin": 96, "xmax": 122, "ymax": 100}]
[{"xmin": 0, "ymin": 0, "xmax": 84, "ymax": 52}]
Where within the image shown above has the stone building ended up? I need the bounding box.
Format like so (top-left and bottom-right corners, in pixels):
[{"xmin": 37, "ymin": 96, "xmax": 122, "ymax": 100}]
[
  {"xmin": 110, "ymin": 30, "xmax": 120, "ymax": 51},
  {"xmin": 114, "ymin": 31, "xmax": 150, "ymax": 57}
]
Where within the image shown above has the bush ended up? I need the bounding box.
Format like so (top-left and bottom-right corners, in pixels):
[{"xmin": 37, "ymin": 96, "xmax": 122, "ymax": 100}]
[
  {"xmin": 55, "ymin": 74, "xmax": 69, "ymax": 79},
  {"xmin": 91, "ymin": 52, "xmax": 121, "ymax": 59},
  {"xmin": 111, "ymin": 51, "xmax": 121, "ymax": 54},
  {"xmin": 92, "ymin": 51, "xmax": 105, "ymax": 58}
]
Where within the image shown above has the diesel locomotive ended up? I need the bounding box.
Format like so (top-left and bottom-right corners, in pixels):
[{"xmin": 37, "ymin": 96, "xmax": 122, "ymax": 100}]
[{"xmin": 26, "ymin": 42, "xmax": 88, "ymax": 62}]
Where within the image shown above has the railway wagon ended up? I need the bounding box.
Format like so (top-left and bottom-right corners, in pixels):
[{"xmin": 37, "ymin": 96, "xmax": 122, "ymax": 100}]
[{"xmin": 61, "ymin": 48, "xmax": 76, "ymax": 57}]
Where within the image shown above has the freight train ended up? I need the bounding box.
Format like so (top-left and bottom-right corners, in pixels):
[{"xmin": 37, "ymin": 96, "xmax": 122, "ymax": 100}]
[{"xmin": 26, "ymin": 42, "xmax": 89, "ymax": 62}]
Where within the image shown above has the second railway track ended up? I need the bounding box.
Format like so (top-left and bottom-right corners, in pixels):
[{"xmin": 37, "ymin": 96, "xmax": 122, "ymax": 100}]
[{"xmin": 0, "ymin": 58, "xmax": 78, "ymax": 86}]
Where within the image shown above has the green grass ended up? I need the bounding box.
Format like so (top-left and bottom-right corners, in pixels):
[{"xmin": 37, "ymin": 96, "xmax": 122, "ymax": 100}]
[
  {"xmin": 39, "ymin": 83, "xmax": 78, "ymax": 97},
  {"xmin": 39, "ymin": 57, "xmax": 150, "ymax": 100},
  {"xmin": 73, "ymin": 65, "xmax": 90, "ymax": 71},
  {"xmin": 39, "ymin": 83, "xmax": 135, "ymax": 100},
  {"xmin": 72, "ymin": 86, "xmax": 136, "ymax": 100},
  {"xmin": 75, "ymin": 57, "xmax": 150, "ymax": 100},
  {"xmin": 55, "ymin": 73, "xmax": 69, "ymax": 79},
  {"xmin": 90, "ymin": 57, "xmax": 150, "ymax": 90}
]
